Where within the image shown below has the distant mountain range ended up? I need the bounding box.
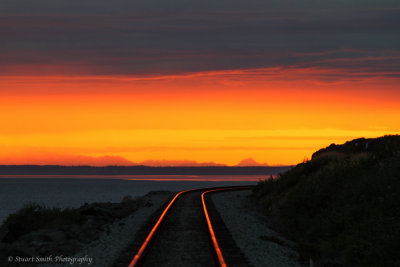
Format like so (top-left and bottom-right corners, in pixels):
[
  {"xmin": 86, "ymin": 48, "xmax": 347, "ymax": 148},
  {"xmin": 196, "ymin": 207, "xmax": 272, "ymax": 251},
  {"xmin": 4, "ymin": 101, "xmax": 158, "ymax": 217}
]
[
  {"xmin": 0, "ymin": 165, "xmax": 291, "ymax": 175},
  {"xmin": 0, "ymin": 154, "xmax": 270, "ymax": 167}
]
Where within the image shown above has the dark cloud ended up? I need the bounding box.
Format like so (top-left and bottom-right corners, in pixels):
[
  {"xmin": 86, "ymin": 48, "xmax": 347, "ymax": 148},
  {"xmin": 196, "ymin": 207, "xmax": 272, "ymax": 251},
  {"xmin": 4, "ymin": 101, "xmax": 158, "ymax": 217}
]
[
  {"xmin": 0, "ymin": 1, "xmax": 399, "ymax": 77},
  {"xmin": 1, "ymin": 0, "xmax": 399, "ymax": 14}
]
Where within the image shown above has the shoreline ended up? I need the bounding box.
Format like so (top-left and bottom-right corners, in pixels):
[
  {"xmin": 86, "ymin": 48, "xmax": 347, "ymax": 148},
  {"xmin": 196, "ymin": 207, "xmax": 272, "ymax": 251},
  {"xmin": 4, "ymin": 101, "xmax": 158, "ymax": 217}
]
[
  {"xmin": 0, "ymin": 191, "xmax": 173, "ymax": 267},
  {"xmin": 1, "ymin": 188, "xmax": 303, "ymax": 267},
  {"xmin": 0, "ymin": 178, "xmax": 256, "ymax": 224}
]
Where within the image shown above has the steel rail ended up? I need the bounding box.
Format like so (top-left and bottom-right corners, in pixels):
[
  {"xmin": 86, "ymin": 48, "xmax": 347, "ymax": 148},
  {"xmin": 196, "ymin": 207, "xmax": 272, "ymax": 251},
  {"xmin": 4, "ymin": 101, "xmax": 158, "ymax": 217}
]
[
  {"xmin": 201, "ymin": 186, "xmax": 253, "ymax": 267},
  {"xmin": 127, "ymin": 185, "xmax": 253, "ymax": 267},
  {"xmin": 127, "ymin": 188, "xmax": 194, "ymax": 267}
]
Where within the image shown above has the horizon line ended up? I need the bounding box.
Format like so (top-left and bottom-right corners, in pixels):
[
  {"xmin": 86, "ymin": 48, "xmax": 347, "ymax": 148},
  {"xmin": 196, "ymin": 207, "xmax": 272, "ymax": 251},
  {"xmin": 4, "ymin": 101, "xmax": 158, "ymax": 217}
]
[{"xmin": 0, "ymin": 164, "xmax": 292, "ymax": 168}]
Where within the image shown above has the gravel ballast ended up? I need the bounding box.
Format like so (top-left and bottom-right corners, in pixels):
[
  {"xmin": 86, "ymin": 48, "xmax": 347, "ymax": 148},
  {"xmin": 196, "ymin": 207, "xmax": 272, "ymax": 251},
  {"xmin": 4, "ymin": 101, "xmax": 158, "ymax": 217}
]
[
  {"xmin": 211, "ymin": 190, "xmax": 304, "ymax": 267},
  {"xmin": 40, "ymin": 191, "xmax": 172, "ymax": 267}
]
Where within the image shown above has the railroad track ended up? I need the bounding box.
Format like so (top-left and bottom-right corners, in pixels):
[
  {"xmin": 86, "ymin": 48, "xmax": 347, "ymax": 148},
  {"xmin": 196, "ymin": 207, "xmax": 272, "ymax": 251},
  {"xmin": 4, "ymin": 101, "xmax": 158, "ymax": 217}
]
[{"xmin": 119, "ymin": 186, "xmax": 253, "ymax": 267}]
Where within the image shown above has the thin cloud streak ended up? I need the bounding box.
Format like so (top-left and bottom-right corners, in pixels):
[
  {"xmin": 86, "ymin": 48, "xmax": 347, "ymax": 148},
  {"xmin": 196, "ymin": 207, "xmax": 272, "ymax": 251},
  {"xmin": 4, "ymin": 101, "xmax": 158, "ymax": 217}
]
[
  {"xmin": 0, "ymin": 145, "xmax": 317, "ymax": 154},
  {"xmin": 228, "ymin": 136, "xmax": 354, "ymax": 141}
]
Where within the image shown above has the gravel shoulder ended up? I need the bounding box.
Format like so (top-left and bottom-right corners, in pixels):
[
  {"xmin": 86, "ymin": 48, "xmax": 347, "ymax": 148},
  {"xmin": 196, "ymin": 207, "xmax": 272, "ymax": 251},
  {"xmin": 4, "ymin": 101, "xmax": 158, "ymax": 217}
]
[
  {"xmin": 211, "ymin": 190, "xmax": 305, "ymax": 267},
  {"xmin": 57, "ymin": 191, "xmax": 173, "ymax": 267},
  {"xmin": 0, "ymin": 191, "xmax": 173, "ymax": 267}
]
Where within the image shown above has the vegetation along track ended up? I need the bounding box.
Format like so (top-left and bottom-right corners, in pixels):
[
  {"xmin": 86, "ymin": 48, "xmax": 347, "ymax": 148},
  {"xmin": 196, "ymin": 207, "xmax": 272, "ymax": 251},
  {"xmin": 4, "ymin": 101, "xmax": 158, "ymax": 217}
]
[{"xmin": 125, "ymin": 186, "xmax": 253, "ymax": 267}]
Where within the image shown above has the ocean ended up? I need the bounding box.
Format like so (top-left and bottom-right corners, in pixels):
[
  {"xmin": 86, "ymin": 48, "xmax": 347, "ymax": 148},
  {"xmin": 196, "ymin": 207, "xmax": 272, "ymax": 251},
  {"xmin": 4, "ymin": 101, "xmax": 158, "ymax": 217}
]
[{"xmin": 0, "ymin": 175, "xmax": 262, "ymax": 224}]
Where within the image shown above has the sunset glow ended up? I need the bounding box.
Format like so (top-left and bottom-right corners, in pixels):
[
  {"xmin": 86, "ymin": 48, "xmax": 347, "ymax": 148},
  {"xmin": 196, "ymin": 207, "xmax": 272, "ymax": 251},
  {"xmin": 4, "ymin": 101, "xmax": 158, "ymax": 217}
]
[
  {"xmin": 1, "ymin": 70, "xmax": 398, "ymax": 166},
  {"xmin": 1, "ymin": 1, "xmax": 399, "ymax": 166}
]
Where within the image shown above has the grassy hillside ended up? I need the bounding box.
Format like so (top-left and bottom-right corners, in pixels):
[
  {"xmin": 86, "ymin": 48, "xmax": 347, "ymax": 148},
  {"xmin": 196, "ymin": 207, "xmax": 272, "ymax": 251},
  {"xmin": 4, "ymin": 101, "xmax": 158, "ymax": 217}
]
[{"xmin": 253, "ymin": 135, "xmax": 400, "ymax": 266}]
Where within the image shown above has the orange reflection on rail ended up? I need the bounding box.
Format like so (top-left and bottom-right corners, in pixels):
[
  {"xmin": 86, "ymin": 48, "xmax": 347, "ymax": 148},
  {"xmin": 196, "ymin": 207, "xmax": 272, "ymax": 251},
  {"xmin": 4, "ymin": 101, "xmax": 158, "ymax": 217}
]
[
  {"xmin": 201, "ymin": 186, "xmax": 253, "ymax": 267},
  {"xmin": 127, "ymin": 188, "xmax": 194, "ymax": 267},
  {"xmin": 128, "ymin": 186, "xmax": 253, "ymax": 267}
]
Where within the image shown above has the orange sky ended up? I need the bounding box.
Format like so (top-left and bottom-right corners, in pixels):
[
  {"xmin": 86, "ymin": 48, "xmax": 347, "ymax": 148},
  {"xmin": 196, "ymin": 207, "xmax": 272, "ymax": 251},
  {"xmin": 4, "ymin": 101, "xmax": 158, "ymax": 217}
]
[
  {"xmin": 1, "ymin": 67, "xmax": 399, "ymax": 166},
  {"xmin": 2, "ymin": 2, "xmax": 399, "ymax": 166}
]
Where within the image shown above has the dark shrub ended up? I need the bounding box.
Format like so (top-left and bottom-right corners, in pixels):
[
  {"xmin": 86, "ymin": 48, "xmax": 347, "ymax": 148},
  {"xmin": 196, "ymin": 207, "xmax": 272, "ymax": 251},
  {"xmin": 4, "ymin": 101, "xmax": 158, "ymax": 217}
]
[{"xmin": 253, "ymin": 135, "xmax": 400, "ymax": 266}]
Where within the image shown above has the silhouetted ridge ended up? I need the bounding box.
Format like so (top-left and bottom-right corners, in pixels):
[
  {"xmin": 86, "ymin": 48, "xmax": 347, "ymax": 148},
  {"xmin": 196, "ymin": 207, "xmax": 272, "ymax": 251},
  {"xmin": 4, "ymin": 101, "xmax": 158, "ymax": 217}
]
[
  {"xmin": 253, "ymin": 135, "xmax": 400, "ymax": 266},
  {"xmin": 312, "ymin": 134, "xmax": 400, "ymax": 159}
]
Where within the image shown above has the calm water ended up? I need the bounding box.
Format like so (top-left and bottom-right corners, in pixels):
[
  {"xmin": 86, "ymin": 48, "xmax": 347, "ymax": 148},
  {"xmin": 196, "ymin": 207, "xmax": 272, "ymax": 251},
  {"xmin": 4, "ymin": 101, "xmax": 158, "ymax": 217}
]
[{"xmin": 0, "ymin": 175, "xmax": 261, "ymax": 224}]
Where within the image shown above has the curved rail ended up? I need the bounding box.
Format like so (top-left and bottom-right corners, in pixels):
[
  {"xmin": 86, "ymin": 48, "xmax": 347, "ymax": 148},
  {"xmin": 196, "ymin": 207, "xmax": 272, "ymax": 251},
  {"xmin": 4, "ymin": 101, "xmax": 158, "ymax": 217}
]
[
  {"xmin": 127, "ymin": 186, "xmax": 253, "ymax": 267},
  {"xmin": 201, "ymin": 186, "xmax": 253, "ymax": 267},
  {"xmin": 127, "ymin": 189, "xmax": 194, "ymax": 267}
]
